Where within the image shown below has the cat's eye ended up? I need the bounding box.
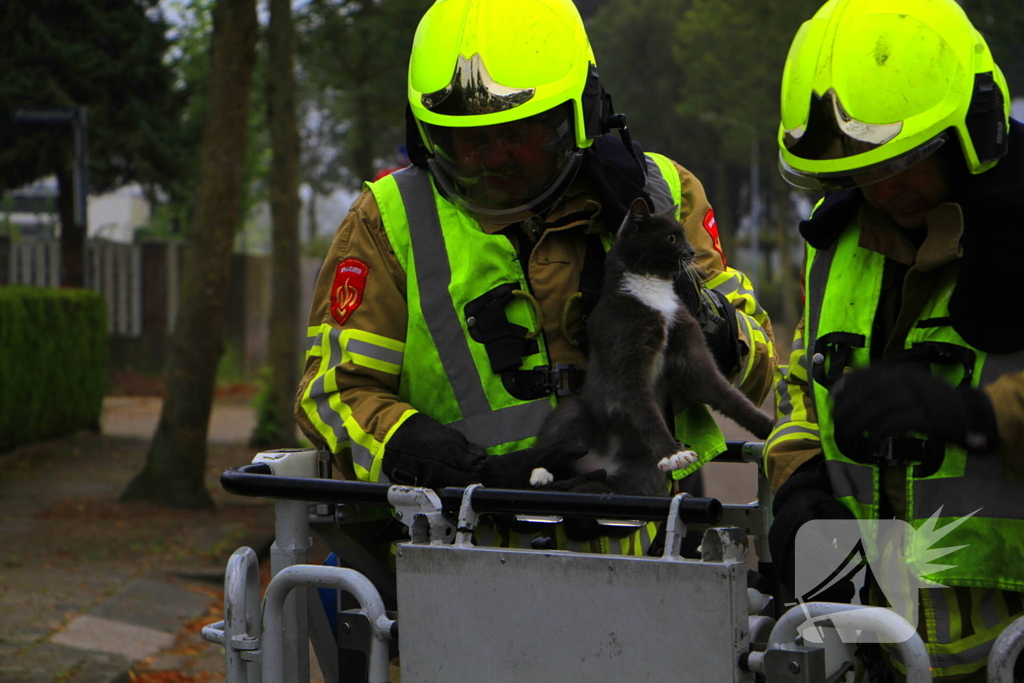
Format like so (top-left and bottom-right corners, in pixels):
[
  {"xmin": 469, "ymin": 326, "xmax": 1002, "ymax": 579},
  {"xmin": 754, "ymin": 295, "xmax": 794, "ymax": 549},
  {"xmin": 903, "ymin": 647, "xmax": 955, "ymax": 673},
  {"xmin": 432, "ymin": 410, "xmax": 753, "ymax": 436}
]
[{"xmin": 667, "ymin": 235, "xmax": 677, "ymax": 244}]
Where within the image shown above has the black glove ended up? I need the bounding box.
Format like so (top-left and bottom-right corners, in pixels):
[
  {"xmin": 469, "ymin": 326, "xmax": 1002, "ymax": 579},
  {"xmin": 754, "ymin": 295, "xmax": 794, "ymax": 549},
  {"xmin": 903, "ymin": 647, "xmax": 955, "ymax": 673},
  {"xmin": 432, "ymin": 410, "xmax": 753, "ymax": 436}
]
[
  {"xmin": 381, "ymin": 413, "xmax": 486, "ymax": 487},
  {"xmin": 474, "ymin": 441, "xmax": 591, "ymax": 489},
  {"xmin": 832, "ymin": 364, "xmax": 999, "ymax": 462},
  {"xmin": 769, "ymin": 458, "xmax": 856, "ymax": 602},
  {"xmin": 381, "ymin": 413, "xmax": 593, "ymax": 490},
  {"xmin": 675, "ymin": 272, "xmax": 742, "ymax": 375}
]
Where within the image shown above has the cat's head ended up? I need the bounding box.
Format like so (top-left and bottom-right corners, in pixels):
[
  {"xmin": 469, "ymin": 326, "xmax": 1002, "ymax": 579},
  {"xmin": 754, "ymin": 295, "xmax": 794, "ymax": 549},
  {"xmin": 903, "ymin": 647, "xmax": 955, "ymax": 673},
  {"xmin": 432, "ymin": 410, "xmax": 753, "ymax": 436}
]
[{"xmin": 613, "ymin": 198, "xmax": 696, "ymax": 278}]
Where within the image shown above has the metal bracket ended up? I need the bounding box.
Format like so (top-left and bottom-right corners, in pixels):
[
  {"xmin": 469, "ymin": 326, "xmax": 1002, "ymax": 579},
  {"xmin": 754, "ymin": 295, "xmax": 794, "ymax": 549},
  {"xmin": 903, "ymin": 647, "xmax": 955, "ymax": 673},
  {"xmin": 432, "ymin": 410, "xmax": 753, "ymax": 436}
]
[
  {"xmin": 387, "ymin": 485, "xmax": 454, "ymax": 545},
  {"xmin": 701, "ymin": 526, "xmax": 748, "ymax": 563},
  {"xmin": 662, "ymin": 492, "xmax": 690, "ymax": 560},
  {"xmin": 455, "ymin": 484, "xmax": 483, "ymax": 546},
  {"xmin": 763, "ymin": 645, "xmax": 827, "ymax": 682}
]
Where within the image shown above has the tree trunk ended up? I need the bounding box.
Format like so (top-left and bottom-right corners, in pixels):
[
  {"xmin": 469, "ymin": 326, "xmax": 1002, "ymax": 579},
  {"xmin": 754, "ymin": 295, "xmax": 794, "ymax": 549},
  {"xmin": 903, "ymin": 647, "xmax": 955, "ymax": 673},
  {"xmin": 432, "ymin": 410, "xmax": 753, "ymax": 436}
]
[
  {"xmin": 257, "ymin": 0, "xmax": 302, "ymax": 448},
  {"xmin": 55, "ymin": 164, "xmax": 85, "ymax": 288},
  {"xmin": 307, "ymin": 190, "xmax": 318, "ymax": 242},
  {"xmin": 121, "ymin": 0, "xmax": 259, "ymax": 509}
]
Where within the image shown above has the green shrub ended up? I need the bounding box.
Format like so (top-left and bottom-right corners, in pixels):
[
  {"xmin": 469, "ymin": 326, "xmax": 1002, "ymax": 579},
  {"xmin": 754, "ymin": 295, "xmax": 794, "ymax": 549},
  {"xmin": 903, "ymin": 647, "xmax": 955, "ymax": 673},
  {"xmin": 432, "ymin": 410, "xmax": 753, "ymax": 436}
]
[{"xmin": 0, "ymin": 286, "xmax": 108, "ymax": 453}]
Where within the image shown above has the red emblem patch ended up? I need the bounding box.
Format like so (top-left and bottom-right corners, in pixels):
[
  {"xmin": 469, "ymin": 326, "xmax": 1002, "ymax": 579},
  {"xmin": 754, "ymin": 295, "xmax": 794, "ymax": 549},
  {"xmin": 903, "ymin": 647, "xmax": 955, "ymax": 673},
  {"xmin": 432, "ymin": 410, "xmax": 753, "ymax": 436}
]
[
  {"xmin": 330, "ymin": 258, "xmax": 369, "ymax": 326},
  {"xmin": 702, "ymin": 208, "xmax": 726, "ymax": 267}
]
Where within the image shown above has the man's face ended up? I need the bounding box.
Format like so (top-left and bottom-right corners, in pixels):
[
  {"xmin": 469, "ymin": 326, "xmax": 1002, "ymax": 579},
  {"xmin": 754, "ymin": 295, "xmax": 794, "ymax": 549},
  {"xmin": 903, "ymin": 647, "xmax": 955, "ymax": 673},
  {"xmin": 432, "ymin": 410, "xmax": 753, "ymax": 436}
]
[
  {"xmin": 857, "ymin": 153, "xmax": 951, "ymax": 229},
  {"xmin": 448, "ymin": 118, "xmax": 559, "ymax": 209}
]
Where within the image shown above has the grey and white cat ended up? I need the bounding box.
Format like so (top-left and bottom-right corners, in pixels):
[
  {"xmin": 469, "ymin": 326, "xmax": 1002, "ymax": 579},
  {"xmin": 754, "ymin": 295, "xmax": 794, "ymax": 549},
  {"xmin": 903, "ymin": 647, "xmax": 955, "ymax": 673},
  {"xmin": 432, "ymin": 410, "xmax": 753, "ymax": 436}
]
[{"xmin": 532, "ymin": 198, "xmax": 775, "ymax": 504}]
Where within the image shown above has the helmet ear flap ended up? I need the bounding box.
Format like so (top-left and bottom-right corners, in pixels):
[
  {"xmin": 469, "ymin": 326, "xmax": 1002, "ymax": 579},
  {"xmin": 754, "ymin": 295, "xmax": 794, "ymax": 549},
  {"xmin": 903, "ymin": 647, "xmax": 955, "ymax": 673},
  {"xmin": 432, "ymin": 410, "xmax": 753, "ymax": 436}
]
[
  {"xmin": 965, "ymin": 71, "xmax": 1009, "ymax": 166},
  {"xmin": 581, "ymin": 63, "xmax": 614, "ymax": 140},
  {"xmin": 405, "ymin": 104, "xmax": 431, "ymax": 169}
]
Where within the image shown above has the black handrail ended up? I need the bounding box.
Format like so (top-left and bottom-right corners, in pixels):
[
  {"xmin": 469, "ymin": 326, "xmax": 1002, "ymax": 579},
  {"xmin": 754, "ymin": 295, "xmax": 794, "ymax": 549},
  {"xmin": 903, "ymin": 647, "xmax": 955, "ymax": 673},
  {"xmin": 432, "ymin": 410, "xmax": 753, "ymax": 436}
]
[{"xmin": 219, "ymin": 449, "xmax": 760, "ymax": 525}]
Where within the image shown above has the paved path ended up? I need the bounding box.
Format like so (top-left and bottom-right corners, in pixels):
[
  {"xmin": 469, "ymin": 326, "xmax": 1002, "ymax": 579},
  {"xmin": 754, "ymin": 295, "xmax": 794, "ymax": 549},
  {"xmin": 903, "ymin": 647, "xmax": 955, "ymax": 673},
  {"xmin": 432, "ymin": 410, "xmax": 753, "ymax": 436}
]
[{"xmin": 101, "ymin": 396, "xmax": 258, "ymax": 444}]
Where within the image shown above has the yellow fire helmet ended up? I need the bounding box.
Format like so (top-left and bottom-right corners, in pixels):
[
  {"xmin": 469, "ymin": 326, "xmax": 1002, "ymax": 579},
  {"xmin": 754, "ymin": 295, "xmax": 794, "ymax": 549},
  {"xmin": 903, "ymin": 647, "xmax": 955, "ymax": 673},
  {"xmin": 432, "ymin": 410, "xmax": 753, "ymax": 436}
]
[
  {"xmin": 778, "ymin": 0, "xmax": 1010, "ymax": 192},
  {"xmin": 408, "ymin": 0, "xmax": 607, "ymax": 222}
]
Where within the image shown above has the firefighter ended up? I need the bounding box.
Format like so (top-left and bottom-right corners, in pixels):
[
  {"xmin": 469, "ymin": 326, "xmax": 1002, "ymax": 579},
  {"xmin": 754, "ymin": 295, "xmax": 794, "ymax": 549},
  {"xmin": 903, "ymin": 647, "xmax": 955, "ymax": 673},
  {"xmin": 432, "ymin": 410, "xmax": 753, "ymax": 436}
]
[
  {"xmin": 297, "ymin": 0, "xmax": 775, "ymax": 554},
  {"xmin": 766, "ymin": 0, "xmax": 1024, "ymax": 679}
]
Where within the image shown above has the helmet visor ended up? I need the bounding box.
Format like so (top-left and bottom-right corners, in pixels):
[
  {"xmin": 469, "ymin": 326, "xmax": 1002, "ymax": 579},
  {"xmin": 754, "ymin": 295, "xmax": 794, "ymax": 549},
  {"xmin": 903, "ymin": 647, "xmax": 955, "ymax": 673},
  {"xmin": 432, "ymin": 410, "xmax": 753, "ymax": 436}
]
[
  {"xmin": 423, "ymin": 103, "xmax": 581, "ymax": 220},
  {"xmin": 780, "ymin": 133, "xmax": 948, "ymax": 192}
]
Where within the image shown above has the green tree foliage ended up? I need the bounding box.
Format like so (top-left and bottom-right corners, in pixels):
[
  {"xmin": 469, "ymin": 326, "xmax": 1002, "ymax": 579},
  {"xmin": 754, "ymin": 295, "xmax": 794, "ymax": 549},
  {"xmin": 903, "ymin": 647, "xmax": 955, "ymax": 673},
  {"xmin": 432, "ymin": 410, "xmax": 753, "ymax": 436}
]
[
  {"xmin": 0, "ymin": 0, "xmax": 186, "ymax": 284},
  {"xmin": 295, "ymin": 0, "xmax": 432, "ymax": 187},
  {"xmin": 0, "ymin": 1, "xmax": 185, "ymax": 209},
  {"xmin": 962, "ymin": 0, "xmax": 1024, "ymax": 98}
]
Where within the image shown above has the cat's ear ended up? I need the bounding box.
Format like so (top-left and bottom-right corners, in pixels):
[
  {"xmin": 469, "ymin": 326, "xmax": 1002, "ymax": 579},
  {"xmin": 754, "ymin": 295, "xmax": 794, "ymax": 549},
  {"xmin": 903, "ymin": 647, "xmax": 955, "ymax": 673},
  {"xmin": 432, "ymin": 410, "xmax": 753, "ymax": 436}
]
[{"xmin": 617, "ymin": 197, "xmax": 652, "ymax": 235}]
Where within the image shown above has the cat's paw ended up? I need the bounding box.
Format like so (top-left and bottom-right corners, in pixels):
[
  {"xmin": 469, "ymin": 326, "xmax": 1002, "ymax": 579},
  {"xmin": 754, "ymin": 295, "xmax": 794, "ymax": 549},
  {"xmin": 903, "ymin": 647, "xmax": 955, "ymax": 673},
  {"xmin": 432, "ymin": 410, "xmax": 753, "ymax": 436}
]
[
  {"xmin": 658, "ymin": 450, "xmax": 698, "ymax": 472},
  {"xmin": 530, "ymin": 467, "xmax": 554, "ymax": 487}
]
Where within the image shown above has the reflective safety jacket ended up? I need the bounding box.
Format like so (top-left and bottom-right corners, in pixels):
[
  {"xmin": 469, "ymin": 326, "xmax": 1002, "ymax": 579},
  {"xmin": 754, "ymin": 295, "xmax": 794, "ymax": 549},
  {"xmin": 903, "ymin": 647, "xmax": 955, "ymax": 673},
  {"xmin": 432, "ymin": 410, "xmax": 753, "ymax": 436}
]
[
  {"xmin": 766, "ymin": 193, "xmax": 1024, "ymax": 680},
  {"xmin": 297, "ymin": 152, "xmax": 775, "ymax": 487},
  {"xmin": 805, "ymin": 220, "xmax": 1024, "ymax": 590}
]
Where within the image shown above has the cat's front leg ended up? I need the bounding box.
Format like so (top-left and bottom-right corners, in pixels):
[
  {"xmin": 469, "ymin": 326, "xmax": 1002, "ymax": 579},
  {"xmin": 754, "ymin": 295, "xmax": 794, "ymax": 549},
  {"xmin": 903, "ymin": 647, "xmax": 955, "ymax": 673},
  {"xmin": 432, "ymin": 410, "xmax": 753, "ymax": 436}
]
[{"xmin": 657, "ymin": 450, "xmax": 698, "ymax": 473}]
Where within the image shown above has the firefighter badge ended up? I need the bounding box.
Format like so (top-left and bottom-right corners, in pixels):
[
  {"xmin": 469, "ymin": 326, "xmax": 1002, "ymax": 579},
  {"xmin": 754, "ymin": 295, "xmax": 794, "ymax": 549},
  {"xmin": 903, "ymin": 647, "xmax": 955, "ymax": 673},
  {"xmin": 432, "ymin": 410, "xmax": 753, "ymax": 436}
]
[
  {"xmin": 702, "ymin": 208, "xmax": 726, "ymax": 266},
  {"xmin": 330, "ymin": 258, "xmax": 369, "ymax": 325}
]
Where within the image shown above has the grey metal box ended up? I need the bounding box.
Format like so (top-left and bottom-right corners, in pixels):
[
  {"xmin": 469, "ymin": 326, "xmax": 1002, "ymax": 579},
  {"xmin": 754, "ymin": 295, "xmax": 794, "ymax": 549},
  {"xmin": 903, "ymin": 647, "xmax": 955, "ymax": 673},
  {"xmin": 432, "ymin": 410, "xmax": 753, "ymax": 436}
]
[{"xmin": 396, "ymin": 543, "xmax": 752, "ymax": 682}]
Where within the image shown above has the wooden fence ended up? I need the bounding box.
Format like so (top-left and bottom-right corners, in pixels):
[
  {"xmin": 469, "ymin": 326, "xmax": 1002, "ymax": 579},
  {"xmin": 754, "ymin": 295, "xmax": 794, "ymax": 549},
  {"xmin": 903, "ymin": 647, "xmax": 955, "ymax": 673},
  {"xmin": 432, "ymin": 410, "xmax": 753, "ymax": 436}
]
[{"xmin": 0, "ymin": 235, "xmax": 321, "ymax": 376}]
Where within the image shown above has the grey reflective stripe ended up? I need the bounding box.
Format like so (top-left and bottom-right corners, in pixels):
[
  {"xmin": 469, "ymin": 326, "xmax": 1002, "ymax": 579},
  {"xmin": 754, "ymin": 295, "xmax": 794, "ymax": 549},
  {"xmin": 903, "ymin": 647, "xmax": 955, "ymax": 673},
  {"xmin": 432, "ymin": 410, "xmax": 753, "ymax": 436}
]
[
  {"xmin": 825, "ymin": 459, "xmax": 873, "ymax": 505},
  {"xmin": 733, "ymin": 312, "xmax": 754, "ymax": 387},
  {"xmin": 777, "ymin": 352, "xmax": 812, "ymax": 418},
  {"xmin": 805, "ymin": 245, "xmax": 836, "ymax": 372},
  {"xmin": 980, "ymin": 348, "xmax": 1024, "ymax": 388},
  {"xmin": 327, "ymin": 328, "xmax": 343, "ymax": 363},
  {"xmin": 979, "ymin": 588, "xmax": 1001, "ymax": 631},
  {"xmin": 310, "ymin": 373, "xmax": 349, "ymax": 448},
  {"xmin": 351, "ymin": 443, "xmax": 373, "ymax": 473},
  {"xmin": 644, "ymin": 156, "xmax": 674, "ymax": 214},
  {"xmin": 711, "ymin": 274, "xmax": 766, "ymax": 317},
  {"xmin": 392, "ymin": 167, "xmax": 553, "ymax": 448},
  {"xmin": 927, "ymin": 639, "xmax": 993, "ymax": 671},
  {"xmin": 884, "ymin": 636, "xmax": 992, "ymax": 670},
  {"xmin": 769, "ymin": 421, "xmax": 820, "ymax": 443},
  {"xmin": 306, "ymin": 332, "xmax": 319, "ymax": 353},
  {"xmin": 927, "ymin": 588, "xmax": 952, "ymax": 644},
  {"xmin": 914, "ymin": 477, "xmax": 1024, "ymax": 520},
  {"xmin": 449, "ymin": 400, "xmax": 552, "ymax": 449},
  {"xmin": 776, "ymin": 376, "xmax": 796, "ymax": 418},
  {"xmin": 392, "ymin": 167, "xmax": 492, "ymax": 415},
  {"xmin": 346, "ymin": 338, "xmax": 404, "ymax": 367}
]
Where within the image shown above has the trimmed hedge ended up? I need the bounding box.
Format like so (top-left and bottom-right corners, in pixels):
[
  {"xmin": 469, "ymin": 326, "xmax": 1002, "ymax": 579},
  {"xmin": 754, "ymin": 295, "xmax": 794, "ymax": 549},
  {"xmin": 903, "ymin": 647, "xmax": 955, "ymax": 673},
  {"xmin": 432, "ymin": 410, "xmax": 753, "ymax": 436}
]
[{"xmin": 0, "ymin": 286, "xmax": 108, "ymax": 453}]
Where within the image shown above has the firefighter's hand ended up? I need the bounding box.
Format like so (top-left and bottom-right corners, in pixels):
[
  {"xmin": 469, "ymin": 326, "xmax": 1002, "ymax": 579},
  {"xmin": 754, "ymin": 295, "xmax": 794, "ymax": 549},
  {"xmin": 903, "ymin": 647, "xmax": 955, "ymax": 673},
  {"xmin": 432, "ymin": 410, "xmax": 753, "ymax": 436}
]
[
  {"xmin": 381, "ymin": 413, "xmax": 486, "ymax": 488},
  {"xmin": 832, "ymin": 364, "xmax": 999, "ymax": 459},
  {"xmin": 768, "ymin": 458, "xmax": 855, "ymax": 601},
  {"xmin": 474, "ymin": 443, "xmax": 590, "ymax": 489}
]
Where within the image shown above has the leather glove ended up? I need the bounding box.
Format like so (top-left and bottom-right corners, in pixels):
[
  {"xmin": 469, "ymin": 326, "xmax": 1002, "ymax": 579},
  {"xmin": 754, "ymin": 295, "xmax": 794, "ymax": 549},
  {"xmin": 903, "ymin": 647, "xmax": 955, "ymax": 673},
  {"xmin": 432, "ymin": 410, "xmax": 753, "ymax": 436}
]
[
  {"xmin": 675, "ymin": 271, "xmax": 742, "ymax": 375},
  {"xmin": 769, "ymin": 458, "xmax": 856, "ymax": 602},
  {"xmin": 381, "ymin": 413, "xmax": 486, "ymax": 488},
  {"xmin": 832, "ymin": 364, "xmax": 999, "ymax": 462},
  {"xmin": 474, "ymin": 441, "xmax": 591, "ymax": 489}
]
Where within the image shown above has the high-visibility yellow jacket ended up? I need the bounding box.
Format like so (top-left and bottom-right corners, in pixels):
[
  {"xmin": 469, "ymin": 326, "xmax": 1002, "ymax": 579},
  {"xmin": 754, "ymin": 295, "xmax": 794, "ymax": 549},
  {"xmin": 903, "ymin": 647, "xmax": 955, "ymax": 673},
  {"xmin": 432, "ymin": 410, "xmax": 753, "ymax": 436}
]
[{"xmin": 766, "ymin": 184, "xmax": 1024, "ymax": 681}]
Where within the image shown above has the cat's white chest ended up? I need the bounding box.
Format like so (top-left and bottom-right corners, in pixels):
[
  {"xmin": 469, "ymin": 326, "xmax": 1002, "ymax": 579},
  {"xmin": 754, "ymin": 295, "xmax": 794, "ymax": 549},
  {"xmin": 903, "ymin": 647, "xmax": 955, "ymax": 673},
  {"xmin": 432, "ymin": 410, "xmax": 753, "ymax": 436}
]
[{"xmin": 620, "ymin": 273, "xmax": 679, "ymax": 322}]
